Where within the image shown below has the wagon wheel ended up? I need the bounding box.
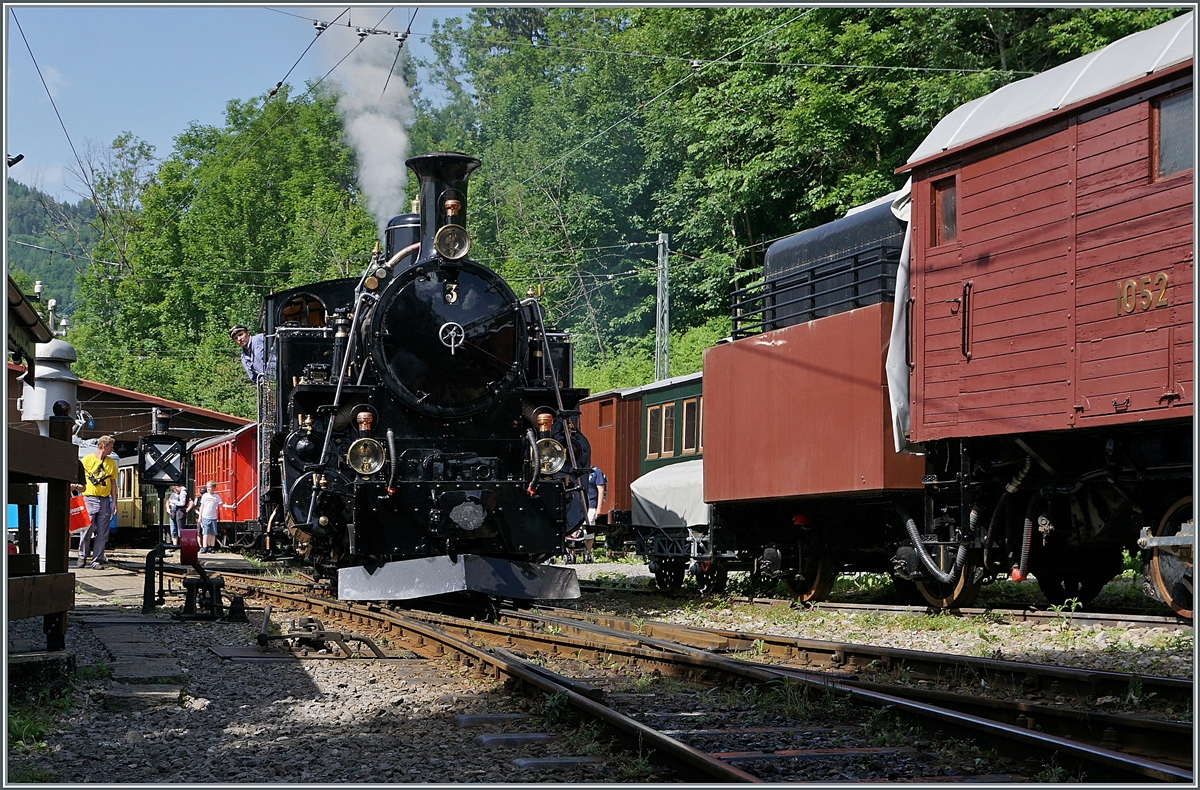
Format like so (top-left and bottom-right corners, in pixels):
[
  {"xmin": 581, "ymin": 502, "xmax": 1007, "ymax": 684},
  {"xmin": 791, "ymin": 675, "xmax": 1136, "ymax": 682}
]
[
  {"xmin": 1149, "ymin": 496, "xmax": 1193, "ymax": 619},
  {"xmin": 653, "ymin": 558, "xmax": 686, "ymax": 593},
  {"xmin": 890, "ymin": 574, "xmax": 926, "ymax": 605},
  {"xmin": 695, "ymin": 563, "xmax": 728, "ymax": 596},
  {"xmin": 784, "ymin": 552, "xmax": 837, "ymax": 604},
  {"xmin": 1034, "ymin": 547, "xmax": 1123, "ymax": 607},
  {"xmin": 916, "ymin": 568, "xmax": 980, "ymax": 609}
]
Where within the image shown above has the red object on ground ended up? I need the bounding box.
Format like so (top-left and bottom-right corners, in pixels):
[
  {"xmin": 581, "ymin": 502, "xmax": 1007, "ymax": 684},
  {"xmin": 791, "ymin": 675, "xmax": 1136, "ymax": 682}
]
[{"xmin": 180, "ymin": 529, "xmax": 199, "ymax": 565}]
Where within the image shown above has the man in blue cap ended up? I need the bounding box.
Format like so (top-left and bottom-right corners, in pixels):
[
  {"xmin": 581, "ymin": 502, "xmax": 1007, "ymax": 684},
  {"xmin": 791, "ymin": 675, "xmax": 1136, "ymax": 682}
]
[{"xmin": 230, "ymin": 325, "xmax": 266, "ymax": 384}]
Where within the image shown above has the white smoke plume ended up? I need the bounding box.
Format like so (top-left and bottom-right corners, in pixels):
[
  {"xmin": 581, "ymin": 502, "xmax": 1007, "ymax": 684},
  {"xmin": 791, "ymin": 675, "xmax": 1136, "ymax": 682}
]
[{"xmin": 319, "ymin": 7, "xmax": 414, "ymax": 241}]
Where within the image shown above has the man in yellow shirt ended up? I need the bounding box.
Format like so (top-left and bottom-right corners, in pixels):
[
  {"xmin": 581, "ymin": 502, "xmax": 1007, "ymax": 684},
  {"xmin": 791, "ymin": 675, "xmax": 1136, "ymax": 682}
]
[{"xmin": 78, "ymin": 435, "xmax": 118, "ymax": 569}]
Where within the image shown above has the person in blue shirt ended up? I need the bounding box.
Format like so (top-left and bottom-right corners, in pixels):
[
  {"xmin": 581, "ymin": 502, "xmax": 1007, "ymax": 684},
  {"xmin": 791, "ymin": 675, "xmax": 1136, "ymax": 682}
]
[
  {"xmin": 585, "ymin": 466, "xmax": 607, "ymax": 526},
  {"xmin": 230, "ymin": 325, "xmax": 267, "ymax": 384},
  {"xmin": 567, "ymin": 465, "xmax": 606, "ymax": 563}
]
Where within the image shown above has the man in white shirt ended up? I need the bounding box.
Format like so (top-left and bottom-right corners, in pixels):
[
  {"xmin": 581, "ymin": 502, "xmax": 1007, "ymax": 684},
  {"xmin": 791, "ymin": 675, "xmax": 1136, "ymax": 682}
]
[{"xmin": 197, "ymin": 480, "xmax": 231, "ymax": 554}]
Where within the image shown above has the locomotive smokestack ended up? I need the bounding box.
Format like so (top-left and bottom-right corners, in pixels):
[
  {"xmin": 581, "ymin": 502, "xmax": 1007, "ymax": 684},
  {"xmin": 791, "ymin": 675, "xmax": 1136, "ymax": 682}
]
[{"xmin": 405, "ymin": 152, "xmax": 481, "ymax": 261}]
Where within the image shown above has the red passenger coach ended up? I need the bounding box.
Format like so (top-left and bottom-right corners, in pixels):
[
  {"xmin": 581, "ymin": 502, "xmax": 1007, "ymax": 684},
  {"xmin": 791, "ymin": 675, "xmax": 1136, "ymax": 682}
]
[{"xmin": 190, "ymin": 424, "xmax": 260, "ymax": 547}]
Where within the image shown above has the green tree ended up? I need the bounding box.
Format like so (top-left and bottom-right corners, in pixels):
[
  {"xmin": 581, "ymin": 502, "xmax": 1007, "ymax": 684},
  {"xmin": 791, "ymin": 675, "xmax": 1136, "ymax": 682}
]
[
  {"xmin": 409, "ymin": 7, "xmax": 1185, "ymax": 390},
  {"xmin": 69, "ymin": 87, "xmax": 378, "ymax": 417}
]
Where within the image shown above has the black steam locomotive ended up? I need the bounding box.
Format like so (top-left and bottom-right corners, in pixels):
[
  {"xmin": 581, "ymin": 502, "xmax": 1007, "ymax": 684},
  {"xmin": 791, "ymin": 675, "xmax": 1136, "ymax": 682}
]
[{"xmin": 258, "ymin": 152, "xmax": 589, "ymax": 602}]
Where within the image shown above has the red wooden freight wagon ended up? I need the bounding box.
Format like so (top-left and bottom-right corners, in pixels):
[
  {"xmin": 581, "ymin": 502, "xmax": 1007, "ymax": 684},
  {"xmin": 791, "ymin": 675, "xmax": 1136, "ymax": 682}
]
[
  {"xmin": 896, "ymin": 13, "xmax": 1194, "ymax": 613},
  {"xmin": 902, "ymin": 19, "xmax": 1193, "ymax": 442}
]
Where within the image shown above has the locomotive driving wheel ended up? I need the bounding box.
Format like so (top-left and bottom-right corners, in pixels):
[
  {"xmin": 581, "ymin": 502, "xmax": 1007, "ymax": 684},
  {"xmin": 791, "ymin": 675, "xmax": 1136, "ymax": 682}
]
[
  {"xmin": 1149, "ymin": 496, "xmax": 1193, "ymax": 619},
  {"xmin": 783, "ymin": 552, "xmax": 837, "ymax": 604}
]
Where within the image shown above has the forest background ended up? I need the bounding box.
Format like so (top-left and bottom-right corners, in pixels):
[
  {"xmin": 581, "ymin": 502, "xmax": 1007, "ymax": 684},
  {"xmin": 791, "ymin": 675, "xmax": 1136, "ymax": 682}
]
[{"xmin": 7, "ymin": 7, "xmax": 1184, "ymax": 419}]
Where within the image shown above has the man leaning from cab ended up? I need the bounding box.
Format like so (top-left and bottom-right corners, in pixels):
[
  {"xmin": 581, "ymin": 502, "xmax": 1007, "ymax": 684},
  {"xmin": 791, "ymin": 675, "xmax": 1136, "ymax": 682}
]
[{"xmin": 229, "ymin": 324, "xmax": 266, "ymax": 384}]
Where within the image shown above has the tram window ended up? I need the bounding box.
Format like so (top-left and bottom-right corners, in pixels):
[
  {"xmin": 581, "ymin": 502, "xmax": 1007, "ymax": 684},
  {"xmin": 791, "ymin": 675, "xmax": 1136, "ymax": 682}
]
[
  {"xmin": 1154, "ymin": 89, "xmax": 1193, "ymax": 180},
  {"xmin": 681, "ymin": 398, "xmax": 699, "ymax": 454},
  {"xmin": 646, "ymin": 405, "xmax": 661, "ymax": 459},
  {"xmin": 661, "ymin": 403, "xmax": 676, "ymax": 457},
  {"xmin": 279, "ymin": 293, "xmax": 327, "ymax": 327}
]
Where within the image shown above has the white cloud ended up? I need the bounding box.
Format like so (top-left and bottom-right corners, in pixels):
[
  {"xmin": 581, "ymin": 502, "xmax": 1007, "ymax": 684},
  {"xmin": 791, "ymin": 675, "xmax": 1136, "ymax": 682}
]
[{"xmin": 39, "ymin": 65, "xmax": 66, "ymax": 100}]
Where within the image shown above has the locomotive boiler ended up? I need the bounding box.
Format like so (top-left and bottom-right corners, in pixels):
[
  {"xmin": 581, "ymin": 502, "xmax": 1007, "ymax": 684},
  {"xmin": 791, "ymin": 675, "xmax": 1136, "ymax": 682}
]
[{"xmin": 258, "ymin": 152, "xmax": 590, "ymax": 602}]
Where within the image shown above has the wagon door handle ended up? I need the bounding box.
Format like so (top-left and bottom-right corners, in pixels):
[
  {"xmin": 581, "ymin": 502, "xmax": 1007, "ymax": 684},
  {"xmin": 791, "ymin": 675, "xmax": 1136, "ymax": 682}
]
[
  {"xmin": 960, "ymin": 281, "xmax": 973, "ymax": 360},
  {"xmin": 905, "ymin": 297, "xmax": 914, "ymax": 369}
]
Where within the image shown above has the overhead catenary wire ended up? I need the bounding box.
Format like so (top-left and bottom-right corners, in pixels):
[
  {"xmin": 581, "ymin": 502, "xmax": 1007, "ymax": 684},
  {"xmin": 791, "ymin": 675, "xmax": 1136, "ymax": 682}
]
[
  {"xmin": 269, "ymin": 7, "xmax": 348, "ymax": 98},
  {"xmin": 381, "ymin": 8, "xmax": 419, "ymax": 101}
]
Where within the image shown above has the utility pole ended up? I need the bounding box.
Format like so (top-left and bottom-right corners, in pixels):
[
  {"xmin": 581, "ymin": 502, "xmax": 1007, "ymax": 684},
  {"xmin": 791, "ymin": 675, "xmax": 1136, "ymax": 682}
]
[{"xmin": 654, "ymin": 232, "xmax": 669, "ymax": 381}]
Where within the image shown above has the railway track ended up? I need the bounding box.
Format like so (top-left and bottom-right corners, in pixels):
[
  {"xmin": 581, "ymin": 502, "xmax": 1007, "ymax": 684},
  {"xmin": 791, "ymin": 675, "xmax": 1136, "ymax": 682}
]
[
  {"xmin": 219, "ymin": 581, "xmax": 1190, "ymax": 781},
  {"xmin": 112, "ymin": 559, "xmax": 1193, "ymax": 780},
  {"xmin": 578, "ymin": 582, "xmax": 1193, "ymax": 630}
]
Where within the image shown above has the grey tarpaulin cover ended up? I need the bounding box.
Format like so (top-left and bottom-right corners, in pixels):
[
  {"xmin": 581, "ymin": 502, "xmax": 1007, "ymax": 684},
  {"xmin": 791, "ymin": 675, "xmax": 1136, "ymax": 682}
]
[
  {"xmin": 630, "ymin": 459, "xmax": 709, "ymax": 528},
  {"xmin": 908, "ymin": 11, "xmax": 1192, "ymax": 164}
]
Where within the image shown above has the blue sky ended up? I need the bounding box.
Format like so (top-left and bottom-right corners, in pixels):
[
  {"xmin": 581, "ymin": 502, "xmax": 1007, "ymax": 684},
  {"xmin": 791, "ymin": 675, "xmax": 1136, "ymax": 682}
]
[{"xmin": 5, "ymin": 5, "xmax": 467, "ymax": 202}]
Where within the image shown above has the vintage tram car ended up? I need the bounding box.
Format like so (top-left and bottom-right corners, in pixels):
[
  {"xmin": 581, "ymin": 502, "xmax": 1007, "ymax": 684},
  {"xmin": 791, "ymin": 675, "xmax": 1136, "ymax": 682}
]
[
  {"xmin": 702, "ymin": 13, "xmax": 1193, "ymax": 613},
  {"xmin": 257, "ymin": 152, "xmax": 590, "ymax": 602}
]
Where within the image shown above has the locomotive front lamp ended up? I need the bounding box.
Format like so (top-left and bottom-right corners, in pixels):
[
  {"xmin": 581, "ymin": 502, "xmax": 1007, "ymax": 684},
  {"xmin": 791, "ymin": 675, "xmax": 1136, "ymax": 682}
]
[
  {"xmin": 536, "ymin": 437, "xmax": 567, "ymax": 475},
  {"xmin": 433, "ymin": 224, "xmax": 471, "ymax": 260},
  {"xmin": 346, "ymin": 438, "xmax": 386, "ymax": 475}
]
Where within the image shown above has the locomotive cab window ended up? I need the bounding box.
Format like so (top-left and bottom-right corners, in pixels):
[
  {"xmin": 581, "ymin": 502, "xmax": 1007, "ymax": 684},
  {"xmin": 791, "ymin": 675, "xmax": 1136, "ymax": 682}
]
[
  {"xmin": 681, "ymin": 397, "xmax": 699, "ymax": 454},
  {"xmin": 931, "ymin": 177, "xmax": 957, "ymax": 246},
  {"xmin": 279, "ymin": 293, "xmax": 327, "ymax": 327},
  {"xmin": 646, "ymin": 405, "xmax": 661, "ymax": 459},
  {"xmin": 1154, "ymin": 88, "xmax": 1193, "ymax": 180}
]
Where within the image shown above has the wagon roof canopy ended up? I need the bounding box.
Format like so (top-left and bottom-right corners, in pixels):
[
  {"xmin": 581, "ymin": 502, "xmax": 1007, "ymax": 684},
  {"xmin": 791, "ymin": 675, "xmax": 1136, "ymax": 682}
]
[{"xmin": 906, "ymin": 11, "xmax": 1193, "ymax": 167}]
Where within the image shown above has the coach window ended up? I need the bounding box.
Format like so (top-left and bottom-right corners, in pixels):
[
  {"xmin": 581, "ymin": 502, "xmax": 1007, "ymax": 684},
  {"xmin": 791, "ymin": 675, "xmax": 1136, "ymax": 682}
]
[
  {"xmin": 932, "ymin": 177, "xmax": 957, "ymax": 246},
  {"xmin": 646, "ymin": 405, "xmax": 661, "ymax": 459},
  {"xmin": 681, "ymin": 397, "xmax": 699, "ymax": 454},
  {"xmin": 1154, "ymin": 88, "xmax": 1193, "ymax": 180},
  {"xmin": 661, "ymin": 403, "xmax": 676, "ymax": 457},
  {"xmin": 598, "ymin": 399, "xmax": 615, "ymax": 428},
  {"xmin": 698, "ymin": 396, "xmax": 704, "ymax": 452}
]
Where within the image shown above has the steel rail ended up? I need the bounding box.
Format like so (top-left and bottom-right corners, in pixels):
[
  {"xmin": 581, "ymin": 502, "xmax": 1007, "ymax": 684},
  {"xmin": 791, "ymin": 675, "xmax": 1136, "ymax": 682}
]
[
  {"xmin": 233, "ymin": 586, "xmax": 761, "ymax": 783},
  {"xmin": 166, "ymin": 571, "xmax": 1190, "ymax": 782},
  {"xmin": 842, "ymin": 679, "xmax": 1194, "ymax": 768},
  {"xmin": 577, "ymin": 582, "xmax": 1192, "ymax": 629},
  {"xmin": 380, "ymin": 605, "xmax": 1190, "ymax": 782},
  {"xmin": 537, "ymin": 608, "xmax": 1193, "ymax": 706},
  {"xmin": 521, "ymin": 611, "xmax": 1192, "ymax": 782}
]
